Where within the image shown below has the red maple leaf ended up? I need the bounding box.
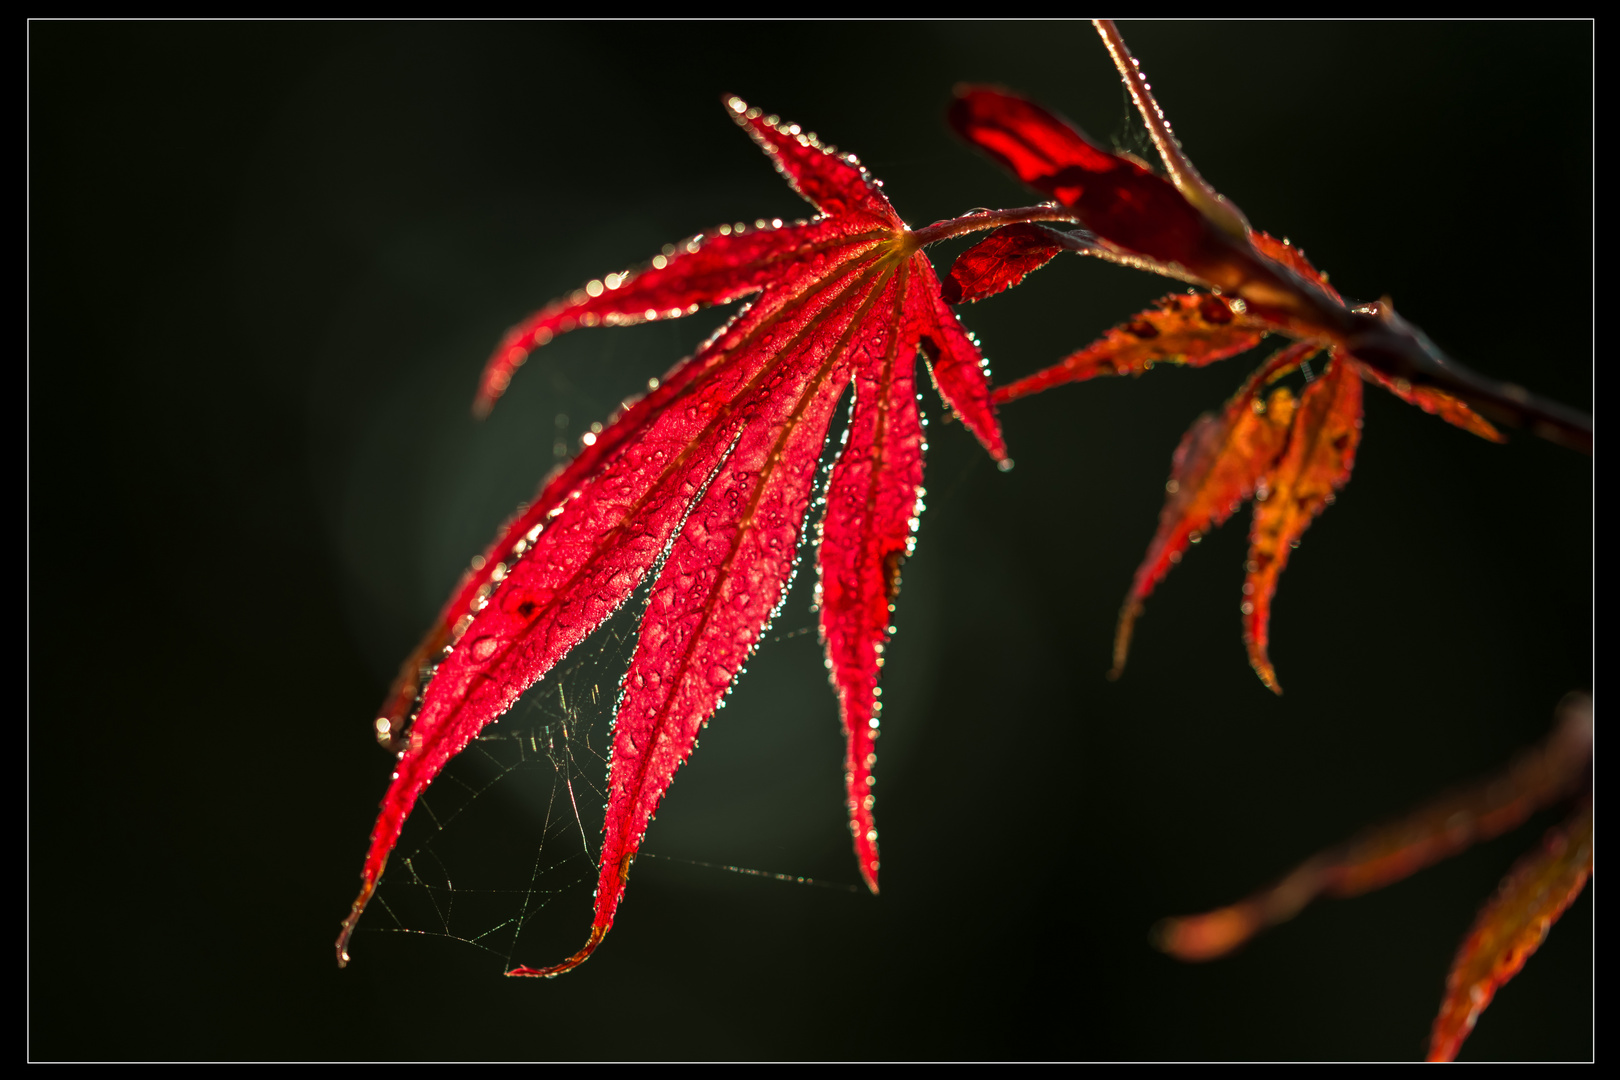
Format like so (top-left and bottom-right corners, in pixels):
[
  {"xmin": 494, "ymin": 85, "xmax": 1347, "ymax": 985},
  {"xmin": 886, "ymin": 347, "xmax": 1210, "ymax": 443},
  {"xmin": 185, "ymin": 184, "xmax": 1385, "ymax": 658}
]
[{"xmin": 336, "ymin": 95, "xmax": 1071, "ymax": 977}]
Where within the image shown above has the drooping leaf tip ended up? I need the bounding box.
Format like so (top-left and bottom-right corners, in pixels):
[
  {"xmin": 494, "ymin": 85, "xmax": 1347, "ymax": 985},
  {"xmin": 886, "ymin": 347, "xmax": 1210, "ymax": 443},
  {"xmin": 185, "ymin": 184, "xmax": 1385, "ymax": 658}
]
[
  {"xmin": 1110, "ymin": 599, "xmax": 1144, "ymax": 681},
  {"xmin": 506, "ymin": 924, "xmax": 609, "ymax": 979},
  {"xmin": 1150, "ymin": 909, "xmax": 1253, "ymax": 962}
]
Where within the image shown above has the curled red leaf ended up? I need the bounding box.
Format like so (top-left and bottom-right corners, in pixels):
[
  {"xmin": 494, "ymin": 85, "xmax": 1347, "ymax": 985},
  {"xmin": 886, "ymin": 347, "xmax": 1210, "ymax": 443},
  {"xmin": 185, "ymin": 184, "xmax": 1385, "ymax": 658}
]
[
  {"xmin": 941, "ymin": 222, "xmax": 1065, "ymax": 305},
  {"xmin": 947, "ymin": 86, "xmax": 1217, "ymax": 272}
]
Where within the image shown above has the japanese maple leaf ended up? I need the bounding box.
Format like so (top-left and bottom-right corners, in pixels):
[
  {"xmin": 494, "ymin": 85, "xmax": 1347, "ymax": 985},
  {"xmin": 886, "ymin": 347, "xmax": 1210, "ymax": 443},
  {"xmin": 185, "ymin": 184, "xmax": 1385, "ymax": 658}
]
[{"xmin": 335, "ymin": 95, "xmax": 1060, "ymax": 977}]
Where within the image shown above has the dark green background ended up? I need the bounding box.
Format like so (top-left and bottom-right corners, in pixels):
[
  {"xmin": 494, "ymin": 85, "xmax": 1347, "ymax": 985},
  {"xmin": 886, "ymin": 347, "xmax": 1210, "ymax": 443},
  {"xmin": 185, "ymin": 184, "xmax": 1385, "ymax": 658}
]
[{"xmin": 31, "ymin": 20, "xmax": 1591, "ymax": 1061}]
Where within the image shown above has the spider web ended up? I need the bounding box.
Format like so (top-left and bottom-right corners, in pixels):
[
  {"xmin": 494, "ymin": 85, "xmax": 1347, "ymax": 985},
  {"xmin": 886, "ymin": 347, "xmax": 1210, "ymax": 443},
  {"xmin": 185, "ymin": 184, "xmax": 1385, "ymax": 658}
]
[
  {"xmin": 1111, "ymin": 81, "xmax": 1160, "ymax": 167},
  {"xmin": 355, "ymin": 385, "xmax": 894, "ymax": 974},
  {"xmin": 360, "ymin": 594, "xmax": 628, "ymax": 969}
]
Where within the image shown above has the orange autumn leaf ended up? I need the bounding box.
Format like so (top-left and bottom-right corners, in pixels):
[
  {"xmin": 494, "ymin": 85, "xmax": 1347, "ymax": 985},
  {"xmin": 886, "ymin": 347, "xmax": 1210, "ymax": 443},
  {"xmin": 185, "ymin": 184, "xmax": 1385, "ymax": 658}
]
[
  {"xmin": 1241, "ymin": 354, "xmax": 1363, "ymax": 693},
  {"xmin": 1428, "ymin": 795, "xmax": 1593, "ymax": 1062},
  {"xmin": 983, "ymin": 262, "xmax": 1491, "ymax": 692},
  {"xmin": 1353, "ymin": 356, "xmax": 1505, "ymax": 444},
  {"xmin": 1105, "ymin": 344, "xmax": 1362, "ymax": 694},
  {"xmin": 993, "ymin": 291, "xmax": 1268, "ymax": 404},
  {"xmin": 1109, "ymin": 342, "xmax": 1312, "ymax": 680}
]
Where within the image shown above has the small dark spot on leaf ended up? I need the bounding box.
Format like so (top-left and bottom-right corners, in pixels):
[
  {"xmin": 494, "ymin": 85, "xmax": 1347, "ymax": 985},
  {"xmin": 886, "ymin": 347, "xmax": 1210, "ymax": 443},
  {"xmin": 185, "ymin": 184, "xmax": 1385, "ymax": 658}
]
[{"xmin": 1198, "ymin": 295, "xmax": 1234, "ymax": 324}]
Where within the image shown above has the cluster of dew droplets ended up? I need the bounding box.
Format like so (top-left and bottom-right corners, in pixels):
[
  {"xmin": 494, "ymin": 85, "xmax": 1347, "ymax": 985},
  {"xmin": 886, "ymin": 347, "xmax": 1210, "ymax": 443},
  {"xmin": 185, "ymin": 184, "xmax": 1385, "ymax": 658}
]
[
  {"xmin": 727, "ymin": 95, "xmax": 888, "ymax": 211},
  {"xmin": 503, "ymin": 205, "xmax": 824, "ymax": 388}
]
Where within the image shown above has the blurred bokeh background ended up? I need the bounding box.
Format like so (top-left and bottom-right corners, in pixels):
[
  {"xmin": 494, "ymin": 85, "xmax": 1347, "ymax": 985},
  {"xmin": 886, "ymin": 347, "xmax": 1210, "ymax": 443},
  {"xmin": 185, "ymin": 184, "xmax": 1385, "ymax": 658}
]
[{"xmin": 31, "ymin": 20, "xmax": 1590, "ymax": 1061}]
